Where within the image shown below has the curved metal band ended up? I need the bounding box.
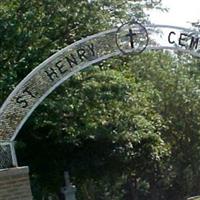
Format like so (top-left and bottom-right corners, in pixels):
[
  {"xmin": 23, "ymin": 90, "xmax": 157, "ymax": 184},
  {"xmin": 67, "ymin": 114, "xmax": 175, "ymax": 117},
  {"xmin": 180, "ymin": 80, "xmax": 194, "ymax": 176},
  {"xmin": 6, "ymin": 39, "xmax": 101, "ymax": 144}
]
[{"xmin": 0, "ymin": 24, "xmax": 199, "ymax": 141}]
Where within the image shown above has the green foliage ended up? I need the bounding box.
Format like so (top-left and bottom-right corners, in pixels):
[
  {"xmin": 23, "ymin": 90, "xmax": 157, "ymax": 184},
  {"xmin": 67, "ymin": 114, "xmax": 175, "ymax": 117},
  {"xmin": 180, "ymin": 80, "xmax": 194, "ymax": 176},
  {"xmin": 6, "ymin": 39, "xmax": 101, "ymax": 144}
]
[
  {"xmin": 3, "ymin": 0, "xmax": 200, "ymax": 200},
  {"xmin": 0, "ymin": 0, "xmax": 165, "ymax": 198},
  {"xmin": 118, "ymin": 52, "xmax": 200, "ymax": 199},
  {"xmin": 0, "ymin": 0, "xmax": 156, "ymax": 103},
  {"xmin": 17, "ymin": 66, "xmax": 170, "ymax": 198}
]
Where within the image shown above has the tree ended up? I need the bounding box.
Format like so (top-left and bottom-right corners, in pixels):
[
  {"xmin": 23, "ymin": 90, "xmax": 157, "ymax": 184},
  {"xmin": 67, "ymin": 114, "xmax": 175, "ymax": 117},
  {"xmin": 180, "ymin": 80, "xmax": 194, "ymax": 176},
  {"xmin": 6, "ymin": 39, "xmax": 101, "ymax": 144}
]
[
  {"xmin": 1, "ymin": 1, "xmax": 174, "ymax": 199},
  {"xmin": 17, "ymin": 66, "xmax": 169, "ymax": 199},
  {"xmin": 122, "ymin": 52, "xmax": 200, "ymax": 200},
  {"xmin": 0, "ymin": 0, "xmax": 160, "ymax": 103}
]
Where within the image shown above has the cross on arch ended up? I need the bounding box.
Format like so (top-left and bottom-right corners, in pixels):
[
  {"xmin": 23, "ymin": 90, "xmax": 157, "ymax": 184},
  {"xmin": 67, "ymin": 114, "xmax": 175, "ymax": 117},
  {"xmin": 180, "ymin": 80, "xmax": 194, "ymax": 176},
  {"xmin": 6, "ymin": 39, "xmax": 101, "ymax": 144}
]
[{"xmin": 126, "ymin": 28, "xmax": 137, "ymax": 48}]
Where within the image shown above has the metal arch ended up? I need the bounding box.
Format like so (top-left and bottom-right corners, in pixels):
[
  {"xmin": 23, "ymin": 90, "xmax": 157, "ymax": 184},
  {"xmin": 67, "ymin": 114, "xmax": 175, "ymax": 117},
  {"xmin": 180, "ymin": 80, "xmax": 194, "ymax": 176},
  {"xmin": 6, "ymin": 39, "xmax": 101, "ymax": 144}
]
[
  {"xmin": 0, "ymin": 28, "xmax": 117, "ymax": 115},
  {"xmin": 148, "ymin": 24, "xmax": 199, "ymax": 33},
  {"xmin": 0, "ymin": 24, "xmax": 200, "ymax": 141},
  {"xmin": 10, "ymin": 52, "xmax": 120, "ymax": 141}
]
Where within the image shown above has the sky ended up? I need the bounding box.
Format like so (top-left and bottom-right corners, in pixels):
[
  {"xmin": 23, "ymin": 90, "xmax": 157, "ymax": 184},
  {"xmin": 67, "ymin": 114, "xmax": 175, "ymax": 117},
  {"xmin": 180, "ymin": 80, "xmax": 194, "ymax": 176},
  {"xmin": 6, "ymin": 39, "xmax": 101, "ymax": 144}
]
[{"xmin": 147, "ymin": 0, "xmax": 200, "ymax": 28}]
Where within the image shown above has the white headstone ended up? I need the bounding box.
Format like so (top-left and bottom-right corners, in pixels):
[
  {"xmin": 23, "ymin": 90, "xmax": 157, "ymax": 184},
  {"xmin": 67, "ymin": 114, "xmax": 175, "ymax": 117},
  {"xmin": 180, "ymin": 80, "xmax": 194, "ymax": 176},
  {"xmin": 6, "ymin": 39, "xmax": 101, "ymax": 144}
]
[{"xmin": 61, "ymin": 172, "xmax": 76, "ymax": 200}]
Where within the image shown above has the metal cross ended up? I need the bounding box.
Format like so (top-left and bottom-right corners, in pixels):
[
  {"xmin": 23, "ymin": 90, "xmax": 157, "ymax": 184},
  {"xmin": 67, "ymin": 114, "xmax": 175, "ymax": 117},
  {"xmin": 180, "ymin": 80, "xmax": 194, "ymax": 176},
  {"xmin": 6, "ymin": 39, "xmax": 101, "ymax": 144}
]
[{"xmin": 126, "ymin": 28, "xmax": 137, "ymax": 48}]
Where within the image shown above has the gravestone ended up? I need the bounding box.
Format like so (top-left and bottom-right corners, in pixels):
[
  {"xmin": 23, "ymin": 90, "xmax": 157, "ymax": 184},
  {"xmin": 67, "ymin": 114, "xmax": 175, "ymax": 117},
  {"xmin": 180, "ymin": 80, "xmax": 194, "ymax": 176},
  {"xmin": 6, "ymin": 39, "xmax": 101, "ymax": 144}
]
[
  {"xmin": 61, "ymin": 172, "xmax": 76, "ymax": 200},
  {"xmin": 0, "ymin": 167, "xmax": 32, "ymax": 200}
]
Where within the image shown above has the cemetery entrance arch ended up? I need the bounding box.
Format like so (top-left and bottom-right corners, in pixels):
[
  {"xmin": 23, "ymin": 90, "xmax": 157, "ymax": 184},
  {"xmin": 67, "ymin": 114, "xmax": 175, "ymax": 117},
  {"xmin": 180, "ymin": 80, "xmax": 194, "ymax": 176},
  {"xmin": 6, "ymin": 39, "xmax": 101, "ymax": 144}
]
[{"xmin": 0, "ymin": 22, "xmax": 200, "ymax": 166}]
